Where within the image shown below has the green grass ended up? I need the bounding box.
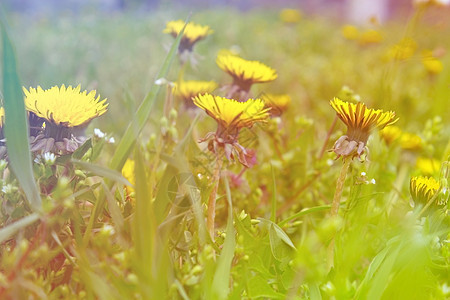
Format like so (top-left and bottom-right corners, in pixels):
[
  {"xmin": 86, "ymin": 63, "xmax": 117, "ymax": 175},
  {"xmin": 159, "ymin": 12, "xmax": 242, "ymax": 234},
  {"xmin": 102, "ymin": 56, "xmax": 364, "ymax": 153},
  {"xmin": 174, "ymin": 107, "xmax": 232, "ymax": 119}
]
[{"xmin": 0, "ymin": 6, "xmax": 449, "ymax": 299}]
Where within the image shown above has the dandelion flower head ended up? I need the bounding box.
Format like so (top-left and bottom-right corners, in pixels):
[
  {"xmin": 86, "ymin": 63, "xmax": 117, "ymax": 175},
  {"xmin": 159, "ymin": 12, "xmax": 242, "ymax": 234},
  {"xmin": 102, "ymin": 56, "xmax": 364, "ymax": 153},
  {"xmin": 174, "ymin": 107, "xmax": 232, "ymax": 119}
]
[
  {"xmin": 279, "ymin": 8, "xmax": 302, "ymax": 24},
  {"xmin": 24, "ymin": 85, "xmax": 108, "ymax": 128},
  {"xmin": 163, "ymin": 20, "xmax": 213, "ymax": 52},
  {"xmin": 358, "ymin": 29, "xmax": 383, "ymax": 45},
  {"xmin": 216, "ymin": 54, "xmax": 277, "ymax": 91},
  {"xmin": 341, "ymin": 25, "xmax": 359, "ymax": 40},
  {"xmin": 0, "ymin": 107, "xmax": 4, "ymax": 127},
  {"xmin": 416, "ymin": 157, "xmax": 441, "ymax": 175},
  {"xmin": 330, "ymin": 97, "xmax": 398, "ymax": 159},
  {"xmin": 410, "ymin": 176, "xmax": 440, "ymax": 205},
  {"xmin": 122, "ymin": 158, "xmax": 135, "ymax": 198},
  {"xmin": 261, "ymin": 93, "xmax": 291, "ymax": 115},
  {"xmin": 422, "ymin": 50, "xmax": 443, "ymax": 74},
  {"xmin": 173, "ymin": 80, "xmax": 218, "ymax": 108},
  {"xmin": 193, "ymin": 93, "xmax": 270, "ymax": 136}
]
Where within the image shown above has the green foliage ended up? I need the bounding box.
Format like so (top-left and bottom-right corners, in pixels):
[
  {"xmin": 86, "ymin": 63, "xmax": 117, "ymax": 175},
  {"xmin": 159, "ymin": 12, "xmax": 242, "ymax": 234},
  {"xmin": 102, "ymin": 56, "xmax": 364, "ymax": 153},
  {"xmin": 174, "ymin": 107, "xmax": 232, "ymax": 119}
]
[{"xmin": 0, "ymin": 6, "xmax": 449, "ymax": 300}]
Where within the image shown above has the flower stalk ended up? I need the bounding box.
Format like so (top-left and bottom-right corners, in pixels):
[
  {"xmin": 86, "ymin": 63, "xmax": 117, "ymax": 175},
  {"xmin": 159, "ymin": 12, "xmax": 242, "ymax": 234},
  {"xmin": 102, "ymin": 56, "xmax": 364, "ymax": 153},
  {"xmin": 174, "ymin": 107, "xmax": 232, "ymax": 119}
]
[{"xmin": 207, "ymin": 150, "xmax": 224, "ymax": 240}]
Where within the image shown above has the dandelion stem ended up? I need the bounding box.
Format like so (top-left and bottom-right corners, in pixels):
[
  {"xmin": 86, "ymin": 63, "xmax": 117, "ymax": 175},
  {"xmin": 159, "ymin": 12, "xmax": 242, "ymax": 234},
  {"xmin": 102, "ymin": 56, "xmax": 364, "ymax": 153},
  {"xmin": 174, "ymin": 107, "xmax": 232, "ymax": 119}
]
[
  {"xmin": 328, "ymin": 157, "xmax": 351, "ymax": 270},
  {"xmin": 207, "ymin": 151, "xmax": 223, "ymax": 240},
  {"xmin": 331, "ymin": 158, "xmax": 351, "ymax": 217}
]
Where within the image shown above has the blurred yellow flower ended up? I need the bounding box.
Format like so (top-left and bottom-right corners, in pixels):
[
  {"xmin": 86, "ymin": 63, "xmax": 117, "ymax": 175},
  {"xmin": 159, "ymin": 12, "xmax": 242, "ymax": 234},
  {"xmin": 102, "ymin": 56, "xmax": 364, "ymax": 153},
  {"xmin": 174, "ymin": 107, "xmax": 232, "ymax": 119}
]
[
  {"xmin": 400, "ymin": 132, "xmax": 422, "ymax": 151},
  {"xmin": 330, "ymin": 98, "xmax": 398, "ymax": 159},
  {"xmin": 341, "ymin": 25, "xmax": 359, "ymax": 40},
  {"xmin": 279, "ymin": 8, "xmax": 302, "ymax": 24},
  {"xmin": 216, "ymin": 54, "xmax": 277, "ymax": 92},
  {"xmin": 416, "ymin": 157, "xmax": 441, "ymax": 175},
  {"xmin": 24, "ymin": 85, "xmax": 108, "ymax": 128},
  {"xmin": 358, "ymin": 29, "xmax": 383, "ymax": 45},
  {"xmin": 0, "ymin": 107, "xmax": 4, "ymax": 127},
  {"xmin": 380, "ymin": 125, "xmax": 402, "ymax": 145},
  {"xmin": 410, "ymin": 176, "xmax": 440, "ymax": 205},
  {"xmin": 261, "ymin": 93, "xmax": 291, "ymax": 115},
  {"xmin": 122, "ymin": 158, "xmax": 135, "ymax": 198},
  {"xmin": 193, "ymin": 93, "xmax": 270, "ymax": 137},
  {"xmin": 422, "ymin": 51, "xmax": 443, "ymax": 74},
  {"xmin": 386, "ymin": 38, "xmax": 417, "ymax": 61},
  {"xmin": 173, "ymin": 80, "xmax": 218, "ymax": 108},
  {"xmin": 163, "ymin": 20, "xmax": 213, "ymax": 52},
  {"xmin": 414, "ymin": 0, "xmax": 450, "ymax": 7}
]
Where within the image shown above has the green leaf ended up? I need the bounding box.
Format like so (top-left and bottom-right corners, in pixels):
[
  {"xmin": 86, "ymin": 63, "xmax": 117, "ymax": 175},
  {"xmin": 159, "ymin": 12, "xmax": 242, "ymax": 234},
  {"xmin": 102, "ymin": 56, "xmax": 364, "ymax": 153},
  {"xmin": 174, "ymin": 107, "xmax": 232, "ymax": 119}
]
[
  {"xmin": 108, "ymin": 16, "xmax": 190, "ymax": 173},
  {"xmin": 0, "ymin": 213, "xmax": 40, "ymax": 243},
  {"xmin": 0, "ymin": 11, "xmax": 41, "ymax": 211},
  {"xmin": 278, "ymin": 205, "xmax": 331, "ymax": 227},
  {"xmin": 72, "ymin": 159, "xmax": 131, "ymax": 187},
  {"xmin": 211, "ymin": 178, "xmax": 236, "ymax": 300},
  {"xmin": 247, "ymin": 275, "xmax": 284, "ymax": 299}
]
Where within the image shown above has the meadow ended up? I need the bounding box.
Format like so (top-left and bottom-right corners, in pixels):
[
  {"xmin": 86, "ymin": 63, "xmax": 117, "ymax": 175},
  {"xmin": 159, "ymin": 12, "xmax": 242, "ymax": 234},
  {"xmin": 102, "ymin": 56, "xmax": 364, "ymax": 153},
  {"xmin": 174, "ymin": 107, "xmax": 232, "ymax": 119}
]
[{"xmin": 0, "ymin": 3, "xmax": 449, "ymax": 299}]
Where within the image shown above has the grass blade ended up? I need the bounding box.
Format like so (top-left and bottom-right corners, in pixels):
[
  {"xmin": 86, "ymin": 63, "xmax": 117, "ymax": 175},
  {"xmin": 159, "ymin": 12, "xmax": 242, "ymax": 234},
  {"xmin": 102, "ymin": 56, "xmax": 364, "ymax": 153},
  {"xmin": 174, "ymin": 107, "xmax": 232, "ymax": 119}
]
[
  {"xmin": 0, "ymin": 12, "xmax": 41, "ymax": 211},
  {"xmin": 109, "ymin": 16, "xmax": 190, "ymax": 173},
  {"xmin": 0, "ymin": 213, "xmax": 40, "ymax": 243},
  {"xmin": 212, "ymin": 177, "xmax": 236, "ymax": 299}
]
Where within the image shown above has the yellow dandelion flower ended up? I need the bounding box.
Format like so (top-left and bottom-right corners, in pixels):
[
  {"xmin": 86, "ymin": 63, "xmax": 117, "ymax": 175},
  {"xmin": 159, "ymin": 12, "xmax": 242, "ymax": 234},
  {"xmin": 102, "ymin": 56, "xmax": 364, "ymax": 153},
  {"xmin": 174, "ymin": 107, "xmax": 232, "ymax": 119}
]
[
  {"xmin": 261, "ymin": 93, "xmax": 291, "ymax": 116},
  {"xmin": 216, "ymin": 54, "xmax": 277, "ymax": 92},
  {"xmin": 416, "ymin": 157, "xmax": 441, "ymax": 175},
  {"xmin": 358, "ymin": 29, "xmax": 383, "ymax": 45},
  {"xmin": 279, "ymin": 8, "xmax": 302, "ymax": 24},
  {"xmin": 0, "ymin": 107, "xmax": 4, "ymax": 127},
  {"xmin": 400, "ymin": 132, "xmax": 422, "ymax": 151},
  {"xmin": 380, "ymin": 125, "xmax": 402, "ymax": 145},
  {"xmin": 341, "ymin": 25, "xmax": 359, "ymax": 40},
  {"xmin": 24, "ymin": 85, "xmax": 108, "ymax": 128},
  {"xmin": 386, "ymin": 38, "xmax": 417, "ymax": 61},
  {"xmin": 122, "ymin": 158, "xmax": 135, "ymax": 199},
  {"xmin": 330, "ymin": 97, "xmax": 398, "ymax": 158},
  {"xmin": 422, "ymin": 51, "xmax": 443, "ymax": 74},
  {"xmin": 173, "ymin": 80, "xmax": 218, "ymax": 108},
  {"xmin": 410, "ymin": 176, "xmax": 440, "ymax": 205},
  {"xmin": 163, "ymin": 20, "xmax": 213, "ymax": 52},
  {"xmin": 193, "ymin": 93, "xmax": 270, "ymax": 137}
]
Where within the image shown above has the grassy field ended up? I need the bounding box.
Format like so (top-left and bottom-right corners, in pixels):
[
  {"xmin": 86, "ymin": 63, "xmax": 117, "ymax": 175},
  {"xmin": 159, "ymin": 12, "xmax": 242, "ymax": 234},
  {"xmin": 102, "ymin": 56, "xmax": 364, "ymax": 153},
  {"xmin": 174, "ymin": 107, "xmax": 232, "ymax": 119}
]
[{"xmin": 0, "ymin": 4, "xmax": 449, "ymax": 299}]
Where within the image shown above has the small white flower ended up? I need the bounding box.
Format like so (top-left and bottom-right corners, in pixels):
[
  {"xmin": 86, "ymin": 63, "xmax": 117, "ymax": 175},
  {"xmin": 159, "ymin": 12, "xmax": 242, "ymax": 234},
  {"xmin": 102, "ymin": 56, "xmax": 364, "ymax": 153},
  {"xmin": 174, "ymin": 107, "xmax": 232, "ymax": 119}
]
[
  {"xmin": 155, "ymin": 78, "xmax": 168, "ymax": 85},
  {"xmin": 43, "ymin": 152, "xmax": 56, "ymax": 164},
  {"xmin": 2, "ymin": 184, "xmax": 17, "ymax": 194},
  {"xmin": 94, "ymin": 128, "xmax": 106, "ymax": 138},
  {"xmin": 370, "ymin": 178, "xmax": 376, "ymax": 184},
  {"xmin": 326, "ymin": 159, "xmax": 334, "ymax": 166},
  {"xmin": 101, "ymin": 224, "xmax": 115, "ymax": 236},
  {"xmin": 361, "ymin": 172, "xmax": 366, "ymax": 176},
  {"xmin": 107, "ymin": 137, "xmax": 115, "ymax": 144}
]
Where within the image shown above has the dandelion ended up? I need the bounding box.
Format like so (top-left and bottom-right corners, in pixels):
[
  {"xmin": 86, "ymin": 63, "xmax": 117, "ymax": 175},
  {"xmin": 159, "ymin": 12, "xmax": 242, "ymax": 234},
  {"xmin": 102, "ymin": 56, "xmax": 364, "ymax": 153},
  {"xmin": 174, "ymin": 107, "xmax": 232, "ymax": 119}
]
[
  {"xmin": 216, "ymin": 54, "xmax": 277, "ymax": 100},
  {"xmin": 358, "ymin": 29, "xmax": 383, "ymax": 46},
  {"xmin": 410, "ymin": 176, "xmax": 440, "ymax": 206},
  {"xmin": 380, "ymin": 125, "xmax": 402, "ymax": 145},
  {"xmin": 416, "ymin": 157, "xmax": 441, "ymax": 175},
  {"xmin": 400, "ymin": 132, "xmax": 422, "ymax": 151},
  {"xmin": 193, "ymin": 93, "xmax": 270, "ymax": 239},
  {"xmin": 193, "ymin": 93, "xmax": 270, "ymax": 145},
  {"xmin": 386, "ymin": 38, "xmax": 417, "ymax": 61},
  {"xmin": 327, "ymin": 97, "xmax": 397, "ymax": 269},
  {"xmin": 279, "ymin": 8, "xmax": 302, "ymax": 24},
  {"xmin": 24, "ymin": 85, "xmax": 108, "ymax": 154},
  {"xmin": 422, "ymin": 50, "xmax": 443, "ymax": 75},
  {"xmin": 341, "ymin": 25, "xmax": 359, "ymax": 40},
  {"xmin": 261, "ymin": 93, "xmax": 291, "ymax": 116},
  {"xmin": 122, "ymin": 158, "xmax": 135, "ymax": 201},
  {"xmin": 163, "ymin": 20, "xmax": 213, "ymax": 54},
  {"xmin": 173, "ymin": 80, "xmax": 218, "ymax": 109},
  {"xmin": 330, "ymin": 98, "xmax": 398, "ymax": 159}
]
